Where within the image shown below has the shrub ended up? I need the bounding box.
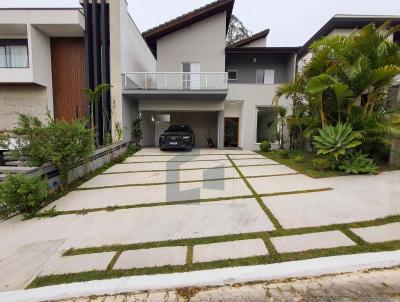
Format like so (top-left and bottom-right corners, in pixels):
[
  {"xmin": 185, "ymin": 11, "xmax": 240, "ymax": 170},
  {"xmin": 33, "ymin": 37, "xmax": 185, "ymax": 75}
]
[
  {"xmin": 131, "ymin": 118, "xmax": 143, "ymax": 147},
  {"xmin": 312, "ymin": 158, "xmax": 331, "ymax": 171},
  {"xmin": 313, "ymin": 123, "xmax": 361, "ymax": 161},
  {"xmin": 0, "ymin": 174, "xmax": 48, "ymax": 216},
  {"xmin": 339, "ymin": 151, "xmax": 378, "ymax": 174},
  {"xmin": 277, "ymin": 150, "xmax": 290, "ymax": 158},
  {"xmin": 12, "ymin": 114, "xmax": 52, "ymax": 166},
  {"xmin": 259, "ymin": 140, "xmax": 271, "ymax": 152},
  {"xmin": 294, "ymin": 154, "xmax": 304, "ymax": 163},
  {"xmin": 47, "ymin": 119, "xmax": 94, "ymax": 183}
]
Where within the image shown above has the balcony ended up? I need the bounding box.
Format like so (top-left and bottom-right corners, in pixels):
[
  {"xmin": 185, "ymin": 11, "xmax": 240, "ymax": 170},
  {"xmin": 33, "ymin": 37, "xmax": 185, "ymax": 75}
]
[{"xmin": 123, "ymin": 72, "xmax": 228, "ymax": 100}]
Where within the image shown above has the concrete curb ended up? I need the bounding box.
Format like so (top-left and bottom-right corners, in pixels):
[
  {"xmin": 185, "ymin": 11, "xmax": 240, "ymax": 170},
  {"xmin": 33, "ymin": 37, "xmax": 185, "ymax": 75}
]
[{"xmin": 2, "ymin": 250, "xmax": 400, "ymax": 302}]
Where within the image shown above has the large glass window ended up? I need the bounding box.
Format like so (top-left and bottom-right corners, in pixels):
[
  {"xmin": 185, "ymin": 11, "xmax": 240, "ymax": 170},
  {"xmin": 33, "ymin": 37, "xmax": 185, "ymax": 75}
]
[
  {"xmin": 256, "ymin": 107, "xmax": 278, "ymax": 143},
  {"xmin": 0, "ymin": 40, "xmax": 29, "ymax": 68}
]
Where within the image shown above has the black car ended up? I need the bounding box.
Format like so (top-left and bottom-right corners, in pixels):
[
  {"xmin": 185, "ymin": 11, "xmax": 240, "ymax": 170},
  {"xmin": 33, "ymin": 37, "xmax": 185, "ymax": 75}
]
[{"xmin": 159, "ymin": 125, "xmax": 195, "ymax": 151}]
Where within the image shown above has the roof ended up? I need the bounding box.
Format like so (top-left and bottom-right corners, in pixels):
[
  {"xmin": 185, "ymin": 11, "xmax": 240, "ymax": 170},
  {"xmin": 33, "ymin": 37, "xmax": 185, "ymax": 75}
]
[
  {"xmin": 226, "ymin": 46, "xmax": 301, "ymax": 54},
  {"xmin": 298, "ymin": 14, "xmax": 400, "ymax": 59},
  {"xmin": 229, "ymin": 29, "xmax": 270, "ymax": 47},
  {"xmin": 142, "ymin": 0, "xmax": 235, "ymax": 57}
]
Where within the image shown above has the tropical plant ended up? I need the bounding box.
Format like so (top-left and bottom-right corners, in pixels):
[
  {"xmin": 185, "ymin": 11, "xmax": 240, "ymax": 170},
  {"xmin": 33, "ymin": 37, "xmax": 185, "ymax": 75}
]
[
  {"xmin": 313, "ymin": 123, "xmax": 361, "ymax": 161},
  {"xmin": 131, "ymin": 118, "xmax": 143, "ymax": 147},
  {"xmin": 274, "ymin": 22, "xmax": 400, "ymax": 160},
  {"xmin": 338, "ymin": 151, "xmax": 378, "ymax": 174},
  {"xmin": 294, "ymin": 154, "xmax": 304, "ymax": 163},
  {"xmin": 0, "ymin": 174, "xmax": 48, "ymax": 216},
  {"xmin": 83, "ymin": 84, "xmax": 112, "ymax": 145},
  {"xmin": 259, "ymin": 140, "xmax": 271, "ymax": 152}
]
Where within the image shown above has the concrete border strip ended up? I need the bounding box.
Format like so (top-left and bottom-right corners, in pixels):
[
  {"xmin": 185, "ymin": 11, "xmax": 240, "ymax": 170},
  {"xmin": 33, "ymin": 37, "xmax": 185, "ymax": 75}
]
[{"xmin": 2, "ymin": 250, "xmax": 400, "ymax": 302}]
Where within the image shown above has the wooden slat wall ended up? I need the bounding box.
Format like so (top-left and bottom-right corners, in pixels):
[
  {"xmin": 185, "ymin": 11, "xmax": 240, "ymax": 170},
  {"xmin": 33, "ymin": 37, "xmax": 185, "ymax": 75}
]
[{"xmin": 51, "ymin": 37, "xmax": 87, "ymax": 122}]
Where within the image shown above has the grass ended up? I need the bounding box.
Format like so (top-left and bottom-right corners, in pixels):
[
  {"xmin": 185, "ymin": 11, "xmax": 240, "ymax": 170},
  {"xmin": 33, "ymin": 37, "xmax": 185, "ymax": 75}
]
[{"xmin": 259, "ymin": 150, "xmax": 347, "ymax": 178}]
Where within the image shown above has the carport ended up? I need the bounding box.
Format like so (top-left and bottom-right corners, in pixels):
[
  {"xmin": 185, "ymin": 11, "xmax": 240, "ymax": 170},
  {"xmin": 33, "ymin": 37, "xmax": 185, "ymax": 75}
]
[{"xmin": 140, "ymin": 111, "xmax": 220, "ymax": 148}]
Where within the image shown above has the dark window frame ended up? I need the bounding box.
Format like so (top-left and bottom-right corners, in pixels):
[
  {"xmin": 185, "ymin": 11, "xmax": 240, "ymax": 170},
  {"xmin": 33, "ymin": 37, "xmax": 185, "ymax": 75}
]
[{"xmin": 0, "ymin": 39, "xmax": 29, "ymax": 68}]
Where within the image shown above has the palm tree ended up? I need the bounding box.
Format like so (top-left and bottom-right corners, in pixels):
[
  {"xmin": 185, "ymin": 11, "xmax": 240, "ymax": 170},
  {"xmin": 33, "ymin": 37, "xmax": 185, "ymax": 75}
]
[
  {"xmin": 83, "ymin": 84, "xmax": 112, "ymax": 146},
  {"xmin": 274, "ymin": 22, "xmax": 400, "ymax": 158}
]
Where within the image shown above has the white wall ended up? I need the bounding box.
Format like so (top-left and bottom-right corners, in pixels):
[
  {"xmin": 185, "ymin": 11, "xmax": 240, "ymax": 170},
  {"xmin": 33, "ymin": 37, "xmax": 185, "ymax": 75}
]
[
  {"xmin": 226, "ymin": 83, "xmax": 291, "ymax": 150},
  {"xmin": 156, "ymin": 12, "xmax": 226, "ymax": 73},
  {"xmin": 109, "ymin": 0, "xmax": 156, "ymax": 141},
  {"xmin": 29, "ymin": 25, "xmax": 54, "ymax": 116},
  {"xmin": 243, "ymin": 37, "xmax": 266, "ymax": 48},
  {"xmin": 138, "ymin": 99, "xmax": 225, "ymax": 112}
]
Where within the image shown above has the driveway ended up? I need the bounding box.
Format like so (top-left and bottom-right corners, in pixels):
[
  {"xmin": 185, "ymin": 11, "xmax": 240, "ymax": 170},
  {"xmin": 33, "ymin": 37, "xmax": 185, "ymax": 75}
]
[{"xmin": 0, "ymin": 148, "xmax": 399, "ymax": 292}]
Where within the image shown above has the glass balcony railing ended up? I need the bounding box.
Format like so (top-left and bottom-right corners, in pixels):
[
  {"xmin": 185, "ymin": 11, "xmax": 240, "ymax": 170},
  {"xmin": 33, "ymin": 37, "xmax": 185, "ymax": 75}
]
[{"xmin": 123, "ymin": 72, "xmax": 228, "ymax": 91}]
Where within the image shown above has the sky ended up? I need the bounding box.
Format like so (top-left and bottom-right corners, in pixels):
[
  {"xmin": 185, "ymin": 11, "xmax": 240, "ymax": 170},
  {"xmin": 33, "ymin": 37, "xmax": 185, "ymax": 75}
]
[{"xmin": 1, "ymin": 0, "xmax": 399, "ymax": 46}]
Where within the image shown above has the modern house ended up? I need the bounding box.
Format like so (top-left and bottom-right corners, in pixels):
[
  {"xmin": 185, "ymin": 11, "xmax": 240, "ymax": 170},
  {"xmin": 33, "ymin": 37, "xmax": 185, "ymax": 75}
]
[{"xmin": 0, "ymin": 0, "xmax": 399, "ymax": 150}]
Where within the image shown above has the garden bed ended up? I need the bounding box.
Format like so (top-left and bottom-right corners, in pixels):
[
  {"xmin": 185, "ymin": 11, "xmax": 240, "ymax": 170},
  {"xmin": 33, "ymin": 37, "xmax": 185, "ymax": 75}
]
[{"xmin": 259, "ymin": 150, "xmax": 395, "ymax": 178}]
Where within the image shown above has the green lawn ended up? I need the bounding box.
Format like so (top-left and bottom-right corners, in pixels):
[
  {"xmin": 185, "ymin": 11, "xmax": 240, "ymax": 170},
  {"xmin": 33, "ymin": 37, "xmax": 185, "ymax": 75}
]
[{"xmin": 259, "ymin": 150, "xmax": 348, "ymax": 178}]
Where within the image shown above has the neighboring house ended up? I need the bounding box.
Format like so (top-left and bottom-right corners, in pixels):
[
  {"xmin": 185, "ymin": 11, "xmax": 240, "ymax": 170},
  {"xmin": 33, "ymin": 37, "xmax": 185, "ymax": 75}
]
[
  {"xmin": 0, "ymin": 1, "xmax": 399, "ymax": 150},
  {"xmin": 0, "ymin": 0, "xmax": 155, "ymax": 146},
  {"xmin": 297, "ymin": 14, "xmax": 400, "ymax": 71}
]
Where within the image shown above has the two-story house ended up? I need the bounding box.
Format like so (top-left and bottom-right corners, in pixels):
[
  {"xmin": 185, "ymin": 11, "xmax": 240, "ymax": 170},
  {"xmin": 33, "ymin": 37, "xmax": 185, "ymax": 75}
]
[{"xmin": 123, "ymin": 0, "xmax": 296, "ymax": 150}]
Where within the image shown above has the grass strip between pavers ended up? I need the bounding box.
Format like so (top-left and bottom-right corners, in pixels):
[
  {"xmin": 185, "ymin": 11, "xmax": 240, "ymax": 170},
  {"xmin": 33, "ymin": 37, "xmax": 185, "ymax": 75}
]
[
  {"xmin": 29, "ymin": 238, "xmax": 400, "ymax": 289},
  {"xmin": 76, "ymin": 173, "xmax": 300, "ymax": 191},
  {"xmin": 61, "ymin": 214, "xmax": 400, "ymax": 257},
  {"xmin": 34, "ymin": 188, "xmax": 333, "ymax": 218},
  {"xmin": 103, "ymin": 163, "xmax": 281, "ymax": 175},
  {"xmin": 120, "ymin": 158, "xmax": 259, "ymax": 164},
  {"xmin": 226, "ymin": 154, "xmax": 283, "ymax": 230}
]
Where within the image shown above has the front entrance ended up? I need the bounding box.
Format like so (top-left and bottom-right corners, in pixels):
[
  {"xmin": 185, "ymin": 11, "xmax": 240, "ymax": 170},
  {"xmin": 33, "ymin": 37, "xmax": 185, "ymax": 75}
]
[{"xmin": 224, "ymin": 117, "xmax": 239, "ymax": 147}]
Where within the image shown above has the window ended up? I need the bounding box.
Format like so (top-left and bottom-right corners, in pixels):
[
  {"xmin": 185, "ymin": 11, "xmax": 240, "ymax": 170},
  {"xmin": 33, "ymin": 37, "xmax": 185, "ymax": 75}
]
[
  {"xmin": 182, "ymin": 62, "xmax": 200, "ymax": 89},
  {"xmin": 256, "ymin": 107, "xmax": 278, "ymax": 143},
  {"xmin": 256, "ymin": 69, "xmax": 274, "ymax": 84},
  {"xmin": 0, "ymin": 40, "xmax": 29, "ymax": 68},
  {"xmin": 228, "ymin": 69, "xmax": 238, "ymax": 81}
]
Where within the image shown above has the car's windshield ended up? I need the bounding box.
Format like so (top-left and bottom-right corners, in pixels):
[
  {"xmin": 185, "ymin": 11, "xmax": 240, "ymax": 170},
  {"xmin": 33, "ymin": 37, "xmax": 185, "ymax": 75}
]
[{"xmin": 166, "ymin": 125, "xmax": 192, "ymax": 132}]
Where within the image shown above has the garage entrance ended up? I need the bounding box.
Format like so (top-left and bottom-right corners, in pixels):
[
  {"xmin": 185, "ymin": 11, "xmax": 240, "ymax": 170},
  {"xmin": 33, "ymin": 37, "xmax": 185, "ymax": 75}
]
[{"xmin": 140, "ymin": 111, "xmax": 219, "ymax": 148}]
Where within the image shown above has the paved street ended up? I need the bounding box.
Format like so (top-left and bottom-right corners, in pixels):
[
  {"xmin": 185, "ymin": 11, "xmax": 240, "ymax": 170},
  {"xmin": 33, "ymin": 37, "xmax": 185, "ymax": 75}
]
[{"xmin": 59, "ymin": 267, "xmax": 400, "ymax": 302}]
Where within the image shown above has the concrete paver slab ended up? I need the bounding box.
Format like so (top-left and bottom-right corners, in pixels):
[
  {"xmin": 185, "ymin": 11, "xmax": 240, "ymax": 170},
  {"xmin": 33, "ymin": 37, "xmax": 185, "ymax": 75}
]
[
  {"xmin": 0, "ymin": 240, "xmax": 64, "ymax": 291},
  {"xmin": 249, "ymin": 174, "xmax": 328, "ymax": 195},
  {"xmin": 238, "ymin": 165, "xmax": 298, "ymax": 177},
  {"xmin": 271, "ymin": 231, "xmax": 356, "ymax": 253},
  {"xmin": 40, "ymin": 252, "xmax": 115, "ymax": 276},
  {"xmin": 125, "ymin": 155, "xmax": 227, "ymax": 163},
  {"xmin": 45, "ymin": 178, "xmax": 252, "ymax": 211},
  {"xmin": 80, "ymin": 168, "xmax": 239, "ymax": 188},
  {"xmin": 262, "ymin": 173, "xmax": 400, "ymax": 229},
  {"xmin": 10, "ymin": 198, "xmax": 274, "ymax": 252},
  {"xmin": 351, "ymin": 223, "xmax": 400, "ymax": 243},
  {"xmin": 193, "ymin": 239, "xmax": 268, "ymax": 263},
  {"xmin": 233, "ymin": 158, "xmax": 279, "ymax": 166},
  {"xmin": 104, "ymin": 160, "xmax": 232, "ymax": 173},
  {"xmin": 114, "ymin": 246, "xmax": 187, "ymax": 269}
]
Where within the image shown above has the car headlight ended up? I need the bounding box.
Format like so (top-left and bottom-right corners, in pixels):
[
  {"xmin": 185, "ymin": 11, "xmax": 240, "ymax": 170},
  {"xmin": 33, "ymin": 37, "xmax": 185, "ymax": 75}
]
[
  {"xmin": 160, "ymin": 136, "xmax": 165, "ymax": 141},
  {"xmin": 182, "ymin": 136, "xmax": 190, "ymax": 140}
]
